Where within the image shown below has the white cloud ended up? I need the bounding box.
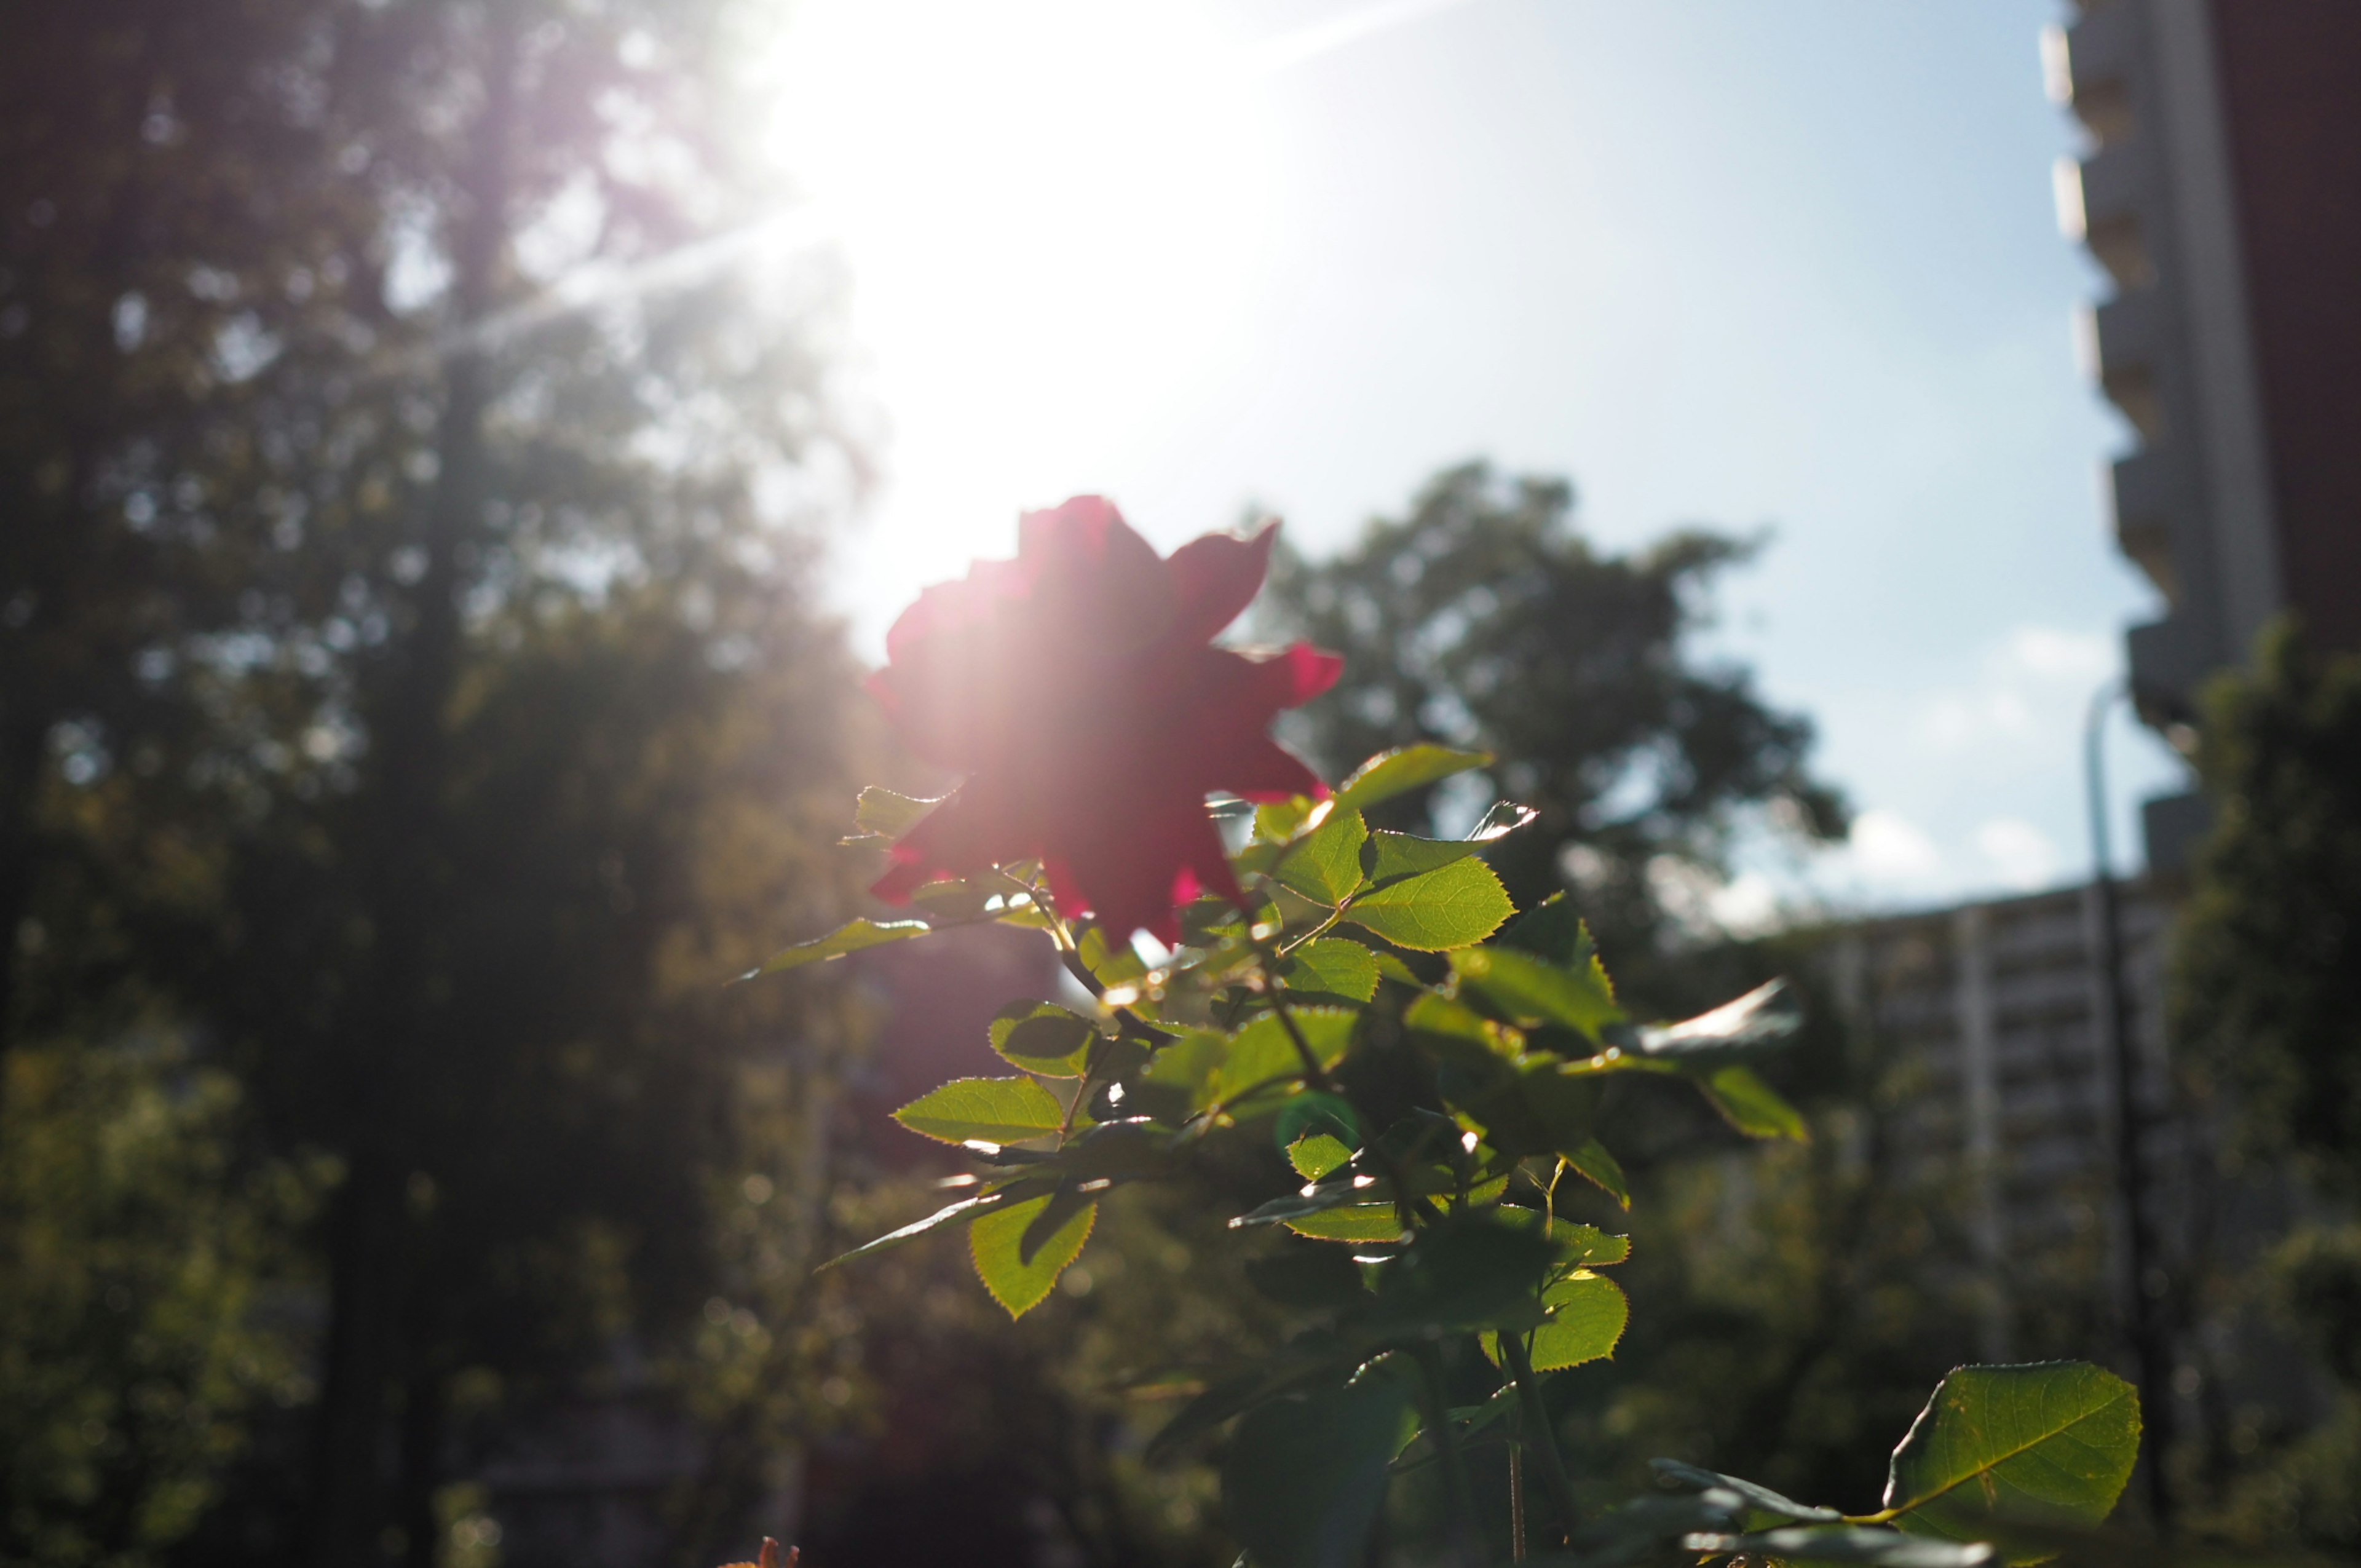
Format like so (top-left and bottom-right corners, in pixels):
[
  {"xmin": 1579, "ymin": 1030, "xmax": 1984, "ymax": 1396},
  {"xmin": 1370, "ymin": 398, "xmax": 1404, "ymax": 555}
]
[
  {"xmin": 1975, "ymin": 817, "xmax": 2061, "ymax": 890},
  {"xmin": 1849, "ymin": 808, "xmax": 1945, "ymax": 882},
  {"xmin": 1916, "ymin": 624, "xmax": 2116, "ymax": 755},
  {"xmin": 2001, "ymin": 625, "xmax": 2113, "ymax": 683}
]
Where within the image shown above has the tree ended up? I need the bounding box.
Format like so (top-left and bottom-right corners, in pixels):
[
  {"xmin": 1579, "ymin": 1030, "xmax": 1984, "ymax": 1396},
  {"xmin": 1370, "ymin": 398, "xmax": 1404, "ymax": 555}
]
[
  {"xmin": 2174, "ymin": 617, "xmax": 2361, "ymax": 1200},
  {"xmin": 2170, "ymin": 617, "xmax": 2361, "ymax": 1552},
  {"xmin": 0, "ymin": 0, "xmax": 365, "ymax": 1067},
  {"xmin": 0, "ymin": 1038, "xmax": 320, "ymax": 1568},
  {"xmin": 6, "ymin": 2, "xmax": 874, "ymax": 1561},
  {"xmin": 1261, "ymin": 461, "xmax": 1846, "ymax": 995}
]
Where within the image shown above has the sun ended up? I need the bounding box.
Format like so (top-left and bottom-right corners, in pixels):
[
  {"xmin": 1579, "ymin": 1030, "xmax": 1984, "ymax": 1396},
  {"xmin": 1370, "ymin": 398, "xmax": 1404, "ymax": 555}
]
[{"xmin": 746, "ymin": 0, "xmax": 1281, "ymax": 606}]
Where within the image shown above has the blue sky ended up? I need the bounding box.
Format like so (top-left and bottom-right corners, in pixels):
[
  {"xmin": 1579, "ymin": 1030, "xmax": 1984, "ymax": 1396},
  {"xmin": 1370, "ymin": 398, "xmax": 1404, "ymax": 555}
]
[{"xmin": 767, "ymin": 0, "xmax": 2188, "ymax": 919}]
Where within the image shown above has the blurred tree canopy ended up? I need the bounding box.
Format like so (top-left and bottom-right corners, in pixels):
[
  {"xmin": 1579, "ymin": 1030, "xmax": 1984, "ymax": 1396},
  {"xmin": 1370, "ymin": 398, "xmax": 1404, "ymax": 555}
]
[
  {"xmin": 2174, "ymin": 619, "xmax": 2361, "ymax": 1202},
  {"xmin": 2, "ymin": 1, "xmax": 879, "ymax": 1563},
  {"xmin": 1262, "ymin": 461, "xmax": 1847, "ymax": 994},
  {"xmin": 2171, "ymin": 619, "xmax": 2361, "ymax": 1551}
]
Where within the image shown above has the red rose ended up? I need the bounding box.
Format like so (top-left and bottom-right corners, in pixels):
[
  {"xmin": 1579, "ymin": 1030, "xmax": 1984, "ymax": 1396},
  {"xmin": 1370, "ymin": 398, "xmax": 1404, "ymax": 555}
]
[{"xmin": 868, "ymin": 496, "xmax": 1343, "ymax": 943}]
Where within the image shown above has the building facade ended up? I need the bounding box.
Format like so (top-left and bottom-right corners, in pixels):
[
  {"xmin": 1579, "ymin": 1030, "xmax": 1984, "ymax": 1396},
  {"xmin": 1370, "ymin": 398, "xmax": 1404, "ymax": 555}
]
[{"xmin": 2050, "ymin": 0, "xmax": 2361, "ymax": 868}]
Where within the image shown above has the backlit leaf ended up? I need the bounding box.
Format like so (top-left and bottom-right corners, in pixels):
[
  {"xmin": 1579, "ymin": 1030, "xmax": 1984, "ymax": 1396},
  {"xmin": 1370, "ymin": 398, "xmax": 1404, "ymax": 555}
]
[
  {"xmin": 1886, "ymin": 1363, "xmax": 2141, "ymax": 1562},
  {"xmin": 817, "ymin": 1193, "xmax": 991, "ymax": 1270},
  {"xmin": 846, "ymin": 785, "xmax": 941, "ymax": 842},
  {"xmin": 1255, "ymin": 795, "xmax": 1320, "ymax": 843},
  {"xmin": 1362, "ymin": 802, "xmax": 1536, "ymax": 889},
  {"xmin": 747, "ymin": 917, "xmax": 930, "ymax": 978},
  {"xmin": 1331, "ymin": 745, "xmax": 1493, "ymax": 817},
  {"xmin": 1343, "ymin": 857, "xmax": 1514, "ymax": 952},
  {"xmin": 1078, "ymin": 925, "xmax": 1150, "ymax": 988},
  {"xmin": 1564, "ymin": 1137, "xmax": 1631, "ymax": 1208},
  {"xmin": 1276, "ymin": 806, "xmax": 1368, "ymax": 905},
  {"xmin": 893, "ymin": 1077, "xmax": 1066, "ymax": 1145},
  {"xmin": 1283, "ymin": 1205, "xmax": 1407, "ymax": 1243},
  {"xmin": 1715, "ymin": 1528, "xmax": 1993, "ymax": 1566},
  {"xmin": 1650, "ymin": 1458, "xmax": 1843, "ymax": 1524},
  {"xmin": 1288, "ymin": 1133, "xmax": 1354, "ymax": 1180},
  {"xmin": 1482, "ymin": 1269, "xmax": 1627, "ymax": 1371},
  {"xmin": 1639, "ymin": 978, "xmax": 1801, "ymax": 1056},
  {"xmin": 1360, "ymin": 1213, "xmax": 1555, "ymax": 1336},
  {"xmin": 970, "ymin": 1194, "xmax": 1094, "ymax": 1318},
  {"xmin": 1283, "ymin": 937, "xmax": 1382, "ymax": 1003},
  {"xmin": 1450, "ymin": 944, "xmax": 1623, "ymax": 1040},
  {"xmin": 1213, "ymin": 1009, "xmax": 1356, "ymax": 1107},
  {"xmin": 989, "ymin": 1000, "xmax": 1099, "ymax": 1077},
  {"xmin": 1695, "ymin": 1063, "xmax": 1810, "ymax": 1141},
  {"xmin": 1136, "ymin": 1029, "xmax": 1228, "ymax": 1117}
]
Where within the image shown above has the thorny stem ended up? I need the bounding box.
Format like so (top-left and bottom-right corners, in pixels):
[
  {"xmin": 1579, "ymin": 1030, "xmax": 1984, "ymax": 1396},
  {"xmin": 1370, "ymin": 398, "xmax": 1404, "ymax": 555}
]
[
  {"xmin": 1414, "ymin": 1344, "xmax": 1491, "ymax": 1568},
  {"xmin": 1498, "ymin": 1329, "xmax": 1581, "ymax": 1543}
]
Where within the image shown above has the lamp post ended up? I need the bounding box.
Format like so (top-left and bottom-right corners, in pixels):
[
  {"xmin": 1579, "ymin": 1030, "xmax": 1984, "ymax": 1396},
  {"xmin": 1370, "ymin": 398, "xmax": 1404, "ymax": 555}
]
[{"xmin": 2085, "ymin": 678, "xmax": 2172, "ymax": 1526}]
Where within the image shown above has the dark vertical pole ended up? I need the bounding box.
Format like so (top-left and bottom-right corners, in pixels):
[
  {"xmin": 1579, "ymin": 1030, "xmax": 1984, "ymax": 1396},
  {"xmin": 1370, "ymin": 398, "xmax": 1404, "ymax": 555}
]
[{"xmin": 2086, "ymin": 679, "xmax": 2173, "ymax": 1526}]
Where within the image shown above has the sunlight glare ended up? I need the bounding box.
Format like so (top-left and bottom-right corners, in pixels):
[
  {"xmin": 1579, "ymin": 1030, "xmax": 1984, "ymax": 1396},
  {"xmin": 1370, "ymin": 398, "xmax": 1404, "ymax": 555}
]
[{"xmin": 754, "ymin": 0, "xmax": 1279, "ymax": 629}]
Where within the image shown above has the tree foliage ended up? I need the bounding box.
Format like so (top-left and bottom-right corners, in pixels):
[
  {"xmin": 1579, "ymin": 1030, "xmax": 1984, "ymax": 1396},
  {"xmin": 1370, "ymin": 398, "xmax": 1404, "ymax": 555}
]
[
  {"xmin": 2175, "ymin": 618, "xmax": 2361, "ymax": 1200},
  {"xmin": 1261, "ymin": 461, "xmax": 1847, "ymax": 962}
]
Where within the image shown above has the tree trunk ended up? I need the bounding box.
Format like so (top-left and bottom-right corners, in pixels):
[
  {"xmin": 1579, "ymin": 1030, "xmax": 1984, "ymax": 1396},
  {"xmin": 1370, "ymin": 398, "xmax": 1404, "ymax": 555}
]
[
  {"xmin": 307, "ymin": 1150, "xmax": 409, "ymax": 1568},
  {"xmin": 302, "ymin": 7, "xmax": 518, "ymax": 1561},
  {"xmin": 398, "ymin": 1361, "xmax": 449, "ymax": 1568},
  {"xmin": 0, "ymin": 710, "xmax": 45, "ymax": 1071}
]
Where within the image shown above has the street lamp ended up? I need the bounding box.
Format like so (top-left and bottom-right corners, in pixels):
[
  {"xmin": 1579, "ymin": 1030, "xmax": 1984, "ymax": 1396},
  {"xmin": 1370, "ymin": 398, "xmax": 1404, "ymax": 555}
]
[{"xmin": 2085, "ymin": 678, "xmax": 2173, "ymax": 1526}]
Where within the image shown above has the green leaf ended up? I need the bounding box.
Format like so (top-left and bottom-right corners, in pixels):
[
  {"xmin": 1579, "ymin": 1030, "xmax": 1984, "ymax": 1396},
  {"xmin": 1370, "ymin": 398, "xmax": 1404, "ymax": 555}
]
[
  {"xmin": 1283, "ymin": 1205, "xmax": 1407, "ymax": 1243},
  {"xmin": 1254, "ymin": 795, "xmax": 1320, "ymax": 843},
  {"xmin": 1276, "ymin": 806, "xmax": 1369, "ymax": 905},
  {"xmin": 1492, "ymin": 1211, "xmax": 1631, "ymax": 1269},
  {"xmin": 1275, "ymin": 1091, "xmax": 1363, "ymax": 1151},
  {"xmin": 746, "ymin": 917, "xmax": 930, "ymax": 978},
  {"xmin": 1136, "ymin": 1028, "xmax": 1230, "ymax": 1118},
  {"xmin": 1650, "ymin": 1458, "xmax": 1843, "ymax": 1524},
  {"xmin": 892, "ymin": 1077, "xmax": 1067, "ymax": 1145},
  {"xmin": 1213, "ymin": 1009, "xmax": 1357, "ymax": 1107},
  {"xmin": 852, "ymin": 785, "xmax": 941, "ymax": 841},
  {"xmin": 1283, "ymin": 937, "xmax": 1383, "ymax": 1003},
  {"xmin": 1288, "ymin": 1133, "xmax": 1355, "ymax": 1180},
  {"xmin": 1361, "ymin": 1213, "xmax": 1556, "ymax": 1336},
  {"xmin": 1018, "ymin": 1182, "xmax": 1097, "ymax": 1265},
  {"xmin": 1343, "ymin": 857, "xmax": 1515, "ymax": 952},
  {"xmin": 1449, "ymin": 944, "xmax": 1624, "ymax": 1040},
  {"xmin": 1720, "ymin": 1528, "xmax": 1995, "ymax": 1566},
  {"xmin": 1639, "ymin": 978, "xmax": 1801, "ymax": 1057},
  {"xmin": 1564, "ymin": 1137, "xmax": 1631, "ymax": 1208},
  {"xmin": 1482, "ymin": 1269, "xmax": 1627, "ymax": 1370},
  {"xmin": 1224, "ymin": 1364, "xmax": 1421, "ymax": 1568},
  {"xmin": 1331, "ymin": 745, "xmax": 1493, "ymax": 817},
  {"xmin": 1362, "ymin": 802, "xmax": 1536, "ymax": 889},
  {"xmin": 970, "ymin": 1193, "xmax": 1094, "ymax": 1318},
  {"xmin": 817, "ymin": 1192, "xmax": 994, "ymax": 1270},
  {"xmin": 1695, "ymin": 1063, "xmax": 1810, "ymax": 1141},
  {"xmin": 1886, "ymin": 1363, "xmax": 2142, "ymax": 1562},
  {"xmin": 1404, "ymin": 991, "xmax": 1518, "ymax": 1055},
  {"xmin": 1077, "ymin": 925, "xmax": 1150, "ymax": 988},
  {"xmin": 1497, "ymin": 893, "xmax": 1591, "ymax": 967},
  {"xmin": 989, "ymin": 1000, "xmax": 1100, "ymax": 1077},
  {"xmin": 1556, "ymin": 1222, "xmax": 1632, "ymax": 1268}
]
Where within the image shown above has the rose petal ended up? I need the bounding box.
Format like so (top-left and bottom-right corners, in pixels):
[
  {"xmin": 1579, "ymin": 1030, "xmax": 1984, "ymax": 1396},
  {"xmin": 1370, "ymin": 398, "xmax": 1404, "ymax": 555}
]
[
  {"xmin": 1019, "ymin": 496, "xmax": 1174, "ymax": 654},
  {"xmin": 1163, "ymin": 521, "xmax": 1277, "ymax": 646},
  {"xmin": 1216, "ymin": 735, "xmax": 1331, "ymax": 804}
]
